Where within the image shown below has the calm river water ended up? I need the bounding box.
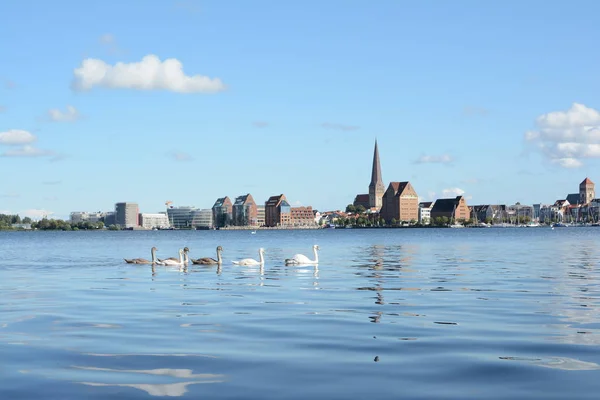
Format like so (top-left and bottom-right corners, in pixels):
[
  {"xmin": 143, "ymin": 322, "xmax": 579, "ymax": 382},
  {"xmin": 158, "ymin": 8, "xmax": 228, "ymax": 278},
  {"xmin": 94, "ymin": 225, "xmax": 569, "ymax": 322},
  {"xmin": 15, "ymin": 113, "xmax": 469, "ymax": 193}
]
[{"xmin": 1, "ymin": 228, "xmax": 600, "ymax": 399}]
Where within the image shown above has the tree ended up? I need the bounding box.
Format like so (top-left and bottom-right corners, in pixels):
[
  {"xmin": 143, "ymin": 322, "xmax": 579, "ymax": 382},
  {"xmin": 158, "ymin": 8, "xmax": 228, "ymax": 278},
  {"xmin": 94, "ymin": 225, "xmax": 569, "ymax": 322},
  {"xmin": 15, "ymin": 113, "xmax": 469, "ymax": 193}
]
[
  {"xmin": 345, "ymin": 204, "xmax": 356, "ymax": 213},
  {"xmin": 22, "ymin": 217, "xmax": 32, "ymax": 224},
  {"xmin": 356, "ymin": 205, "xmax": 366, "ymax": 214}
]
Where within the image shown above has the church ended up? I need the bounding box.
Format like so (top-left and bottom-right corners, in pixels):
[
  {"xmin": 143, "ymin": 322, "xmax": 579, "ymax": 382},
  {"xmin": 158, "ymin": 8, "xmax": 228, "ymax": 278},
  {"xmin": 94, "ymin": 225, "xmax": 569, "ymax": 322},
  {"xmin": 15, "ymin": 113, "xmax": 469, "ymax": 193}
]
[{"xmin": 353, "ymin": 141, "xmax": 419, "ymax": 223}]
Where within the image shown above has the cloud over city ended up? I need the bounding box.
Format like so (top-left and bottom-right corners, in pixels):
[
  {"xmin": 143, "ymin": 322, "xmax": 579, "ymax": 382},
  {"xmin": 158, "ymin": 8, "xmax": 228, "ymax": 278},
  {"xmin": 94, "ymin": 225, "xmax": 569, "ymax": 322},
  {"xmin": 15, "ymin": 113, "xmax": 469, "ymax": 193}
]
[
  {"xmin": 0, "ymin": 129, "xmax": 55, "ymax": 158},
  {"xmin": 71, "ymin": 55, "xmax": 226, "ymax": 93},
  {"xmin": 170, "ymin": 151, "xmax": 193, "ymax": 161},
  {"xmin": 414, "ymin": 154, "xmax": 454, "ymax": 165},
  {"xmin": 442, "ymin": 187, "xmax": 465, "ymax": 197},
  {"xmin": 525, "ymin": 103, "xmax": 600, "ymax": 168},
  {"xmin": 252, "ymin": 121, "xmax": 269, "ymax": 128},
  {"xmin": 47, "ymin": 105, "xmax": 82, "ymax": 122},
  {"xmin": 321, "ymin": 122, "xmax": 360, "ymax": 131},
  {"xmin": 0, "ymin": 129, "xmax": 36, "ymax": 145}
]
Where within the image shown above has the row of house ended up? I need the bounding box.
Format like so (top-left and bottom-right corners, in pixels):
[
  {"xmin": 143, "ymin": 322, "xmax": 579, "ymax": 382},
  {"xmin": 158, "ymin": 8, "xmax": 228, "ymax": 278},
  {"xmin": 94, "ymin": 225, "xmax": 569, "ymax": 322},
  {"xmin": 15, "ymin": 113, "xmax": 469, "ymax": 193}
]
[{"xmin": 212, "ymin": 194, "xmax": 317, "ymax": 228}]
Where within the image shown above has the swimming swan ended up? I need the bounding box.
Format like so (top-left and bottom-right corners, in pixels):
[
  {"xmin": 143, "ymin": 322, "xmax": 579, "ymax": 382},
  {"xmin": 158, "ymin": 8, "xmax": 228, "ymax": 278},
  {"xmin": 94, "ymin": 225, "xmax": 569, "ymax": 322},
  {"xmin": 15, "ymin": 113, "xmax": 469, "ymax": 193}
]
[
  {"xmin": 192, "ymin": 246, "xmax": 223, "ymax": 265},
  {"xmin": 285, "ymin": 245, "xmax": 319, "ymax": 265},
  {"xmin": 158, "ymin": 247, "xmax": 189, "ymax": 264},
  {"xmin": 124, "ymin": 247, "xmax": 158, "ymax": 264},
  {"xmin": 156, "ymin": 249, "xmax": 185, "ymax": 266},
  {"xmin": 232, "ymin": 248, "xmax": 265, "ymax": 266}
]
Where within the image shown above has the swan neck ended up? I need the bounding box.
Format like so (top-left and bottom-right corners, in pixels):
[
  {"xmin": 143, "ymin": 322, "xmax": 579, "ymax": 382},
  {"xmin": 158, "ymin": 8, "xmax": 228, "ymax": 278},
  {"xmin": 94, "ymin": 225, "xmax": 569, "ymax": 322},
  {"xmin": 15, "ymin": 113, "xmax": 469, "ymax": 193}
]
[
  {"xmin": 217, "ymin": 249, "xmax": 222, "ymax": 263},
  {"xmin": 313, "ymin": 247, "xmax": 319, "ymax": 263}
]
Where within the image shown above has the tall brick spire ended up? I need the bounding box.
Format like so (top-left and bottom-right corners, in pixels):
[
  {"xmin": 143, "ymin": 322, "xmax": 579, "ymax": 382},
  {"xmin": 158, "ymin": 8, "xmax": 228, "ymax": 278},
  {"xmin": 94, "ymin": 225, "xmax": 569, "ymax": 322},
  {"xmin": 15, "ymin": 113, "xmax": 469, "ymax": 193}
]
[{"xmin": 369, "ymin": 140, "xmax": 385, "ymax": 209}]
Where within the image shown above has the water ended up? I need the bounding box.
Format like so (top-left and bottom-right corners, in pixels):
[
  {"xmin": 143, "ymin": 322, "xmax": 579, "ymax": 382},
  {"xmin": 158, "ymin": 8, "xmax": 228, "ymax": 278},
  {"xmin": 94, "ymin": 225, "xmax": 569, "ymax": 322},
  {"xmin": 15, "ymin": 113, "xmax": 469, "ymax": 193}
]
[{"xmin": 1, "ymin": 228, "xmax": 600, "ymax": 399}]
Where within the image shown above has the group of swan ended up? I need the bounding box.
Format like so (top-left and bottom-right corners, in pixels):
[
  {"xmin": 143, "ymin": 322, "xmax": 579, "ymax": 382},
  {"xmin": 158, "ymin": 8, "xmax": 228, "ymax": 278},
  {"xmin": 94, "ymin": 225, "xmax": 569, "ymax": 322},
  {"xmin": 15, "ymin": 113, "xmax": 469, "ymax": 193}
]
[{"xmin": 125, "ymin": 245, "xmax": 319, "ymax": 267}]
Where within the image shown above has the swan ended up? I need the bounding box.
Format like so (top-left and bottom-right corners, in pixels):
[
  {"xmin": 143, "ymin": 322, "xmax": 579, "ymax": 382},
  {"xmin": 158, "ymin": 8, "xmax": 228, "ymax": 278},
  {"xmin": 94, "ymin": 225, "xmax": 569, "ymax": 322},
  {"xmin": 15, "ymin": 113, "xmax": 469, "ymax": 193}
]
[
  {"xmin": 156, "ymin": 249, "xmax": 185, "ymax": 266},
  {"xmin": 124, "ymin": 247, "xmax": 158, "ymax": 264},
  {"xmin": 285, "ymin": 245, "xmax": 319, "ymax": 265},
  {"xmin": 158, "ymin": 247, "xmax": 189, "ymax": 264},
  {"xmin": 192, "ymin": 246, "xmax": 223, "ymax": 265},
  {"xmin": 232, "ymin": 248, "xmax": 265, "ymax": 266}
]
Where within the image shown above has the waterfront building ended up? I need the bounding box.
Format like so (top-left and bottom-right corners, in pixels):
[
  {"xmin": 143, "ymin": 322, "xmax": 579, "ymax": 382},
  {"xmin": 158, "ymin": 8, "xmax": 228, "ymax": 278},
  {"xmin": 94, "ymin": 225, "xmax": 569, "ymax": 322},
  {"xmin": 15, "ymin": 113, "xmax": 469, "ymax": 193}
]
[
  {"xmin": 115, "ymin": 202, "xmax": 139, "ymax": 228},
  {"xmin": 104, "ymin": 212, "xmax": 116, "ymax": 226},
  {"xmin": 380, "ymin": 181, "xmax": 419, "ymax": 223},
  {"xmin": 139, "ymin": 213, "xmax": 170, "ymax": 230},
  {"xmin": 265, "ymin": 194, "xmax": 291, "ymax": 227},
  {"xmin": 166, "ymin": 206, "xmax": 196, "ymax": 229},
  {"xmin": 418, "ymin": 201, "xmax": 433, "ymax": 225},
  {"xmin": 212, "ymin": 197, "xmax": 233, "ymax": 228},
  {"xmin": 191, "ymin": 209, "xmax": 213, "ymax": 229},
  {"xmin": 507, "ymin": 203, "xmax": 534, "ymax": 222},
  {"xmin": 533, "ymin": 204, "xmax": 541, "ymax": 221},
  {"xmin": 232, "ymin": 194, "xmax": 258, "ymax": 226},
  {"xmin": 580, "ymin": 177, "xmax": 595, "ymax": 204},
  {"xmin": 70, "ymin": 211, "xmax": 105, "ymax": 224},
  {"xmin": 291, "ymin": 206, "xmax": 315, "ymax": 226},
  {"xmin": 470, "ymin": 204, "xmax": 507, "ymax": 223},
  {"xmin": 430, "ymin": 196, "xmax": 470, "ymax": 222},
  {"xmin": 353, "ymin": 140, "xmax": 385, "ymax": 211},
  {"xmin": 257, "ymin": 205, "xmax": 265, "ymax": 226}
]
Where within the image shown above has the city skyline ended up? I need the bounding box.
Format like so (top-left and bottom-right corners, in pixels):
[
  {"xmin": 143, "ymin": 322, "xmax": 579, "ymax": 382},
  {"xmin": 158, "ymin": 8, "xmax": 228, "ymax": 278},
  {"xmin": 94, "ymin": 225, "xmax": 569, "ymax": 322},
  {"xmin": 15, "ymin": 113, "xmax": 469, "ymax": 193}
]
[{"xmin": 3, "ymin": 1, "xmax": 600, "ymax": 220}]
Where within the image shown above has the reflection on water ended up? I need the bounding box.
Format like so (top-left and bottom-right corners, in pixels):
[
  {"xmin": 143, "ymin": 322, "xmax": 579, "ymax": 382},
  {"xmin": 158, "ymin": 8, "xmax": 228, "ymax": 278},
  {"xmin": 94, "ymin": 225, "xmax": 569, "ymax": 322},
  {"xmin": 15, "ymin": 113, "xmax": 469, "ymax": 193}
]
[{"xmin": 1, "ymin": 228, "xmax": 600, "ymax": 399}]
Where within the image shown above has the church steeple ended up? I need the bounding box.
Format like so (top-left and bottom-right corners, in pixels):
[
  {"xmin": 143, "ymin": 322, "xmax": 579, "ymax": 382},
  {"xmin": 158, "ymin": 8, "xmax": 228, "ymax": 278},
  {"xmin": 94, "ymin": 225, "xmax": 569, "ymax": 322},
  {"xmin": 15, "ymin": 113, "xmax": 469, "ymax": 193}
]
[{"xmin": 369, "ymin": 140, "xmax": 385, "ymax": 210}]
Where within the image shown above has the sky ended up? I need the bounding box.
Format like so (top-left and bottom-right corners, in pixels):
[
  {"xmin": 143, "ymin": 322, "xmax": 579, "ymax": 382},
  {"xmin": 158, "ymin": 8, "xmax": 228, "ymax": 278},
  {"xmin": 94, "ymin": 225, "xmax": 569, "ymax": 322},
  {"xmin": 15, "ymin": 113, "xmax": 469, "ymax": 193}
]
[{"xmin": 2, "ymin": 0, "xmax": 600, "ymax": 220}]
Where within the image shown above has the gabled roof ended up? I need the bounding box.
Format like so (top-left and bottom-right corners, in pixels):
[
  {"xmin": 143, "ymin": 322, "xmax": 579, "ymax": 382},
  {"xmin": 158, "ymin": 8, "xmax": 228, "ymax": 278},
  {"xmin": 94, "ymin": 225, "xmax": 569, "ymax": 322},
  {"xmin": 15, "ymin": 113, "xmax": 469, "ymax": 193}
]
[
  {"xmin": 212, "ymin": 196, "xmax": 231, "ymax": 208},
  {"xmin": 431, "ymin": 196, "xmax": 464, "ymax": 213},
  {"xmin": 234, "ymin": 194, "xmax": 253, "ymax": 206},
  {"xmin": 580, "ymin": 177, "xmax": 594, "ymax": 186},
  {"xmin": 566, "ymin": 193, "xmax": 580, "ymax": 205},
  {"xmin": 384, "ymin": 181, "xmax": 413, "ymax": 197},
  {"xmin": 265, "ymin": 194, "xmax": 286, "ymax": 207},
  {"xmin": 419, "ymin": 201, "xmax": 433, "ymax": 208},
  {"xmin": 554, "ymin": 199, "xmax": 569, "ymax": 207}
]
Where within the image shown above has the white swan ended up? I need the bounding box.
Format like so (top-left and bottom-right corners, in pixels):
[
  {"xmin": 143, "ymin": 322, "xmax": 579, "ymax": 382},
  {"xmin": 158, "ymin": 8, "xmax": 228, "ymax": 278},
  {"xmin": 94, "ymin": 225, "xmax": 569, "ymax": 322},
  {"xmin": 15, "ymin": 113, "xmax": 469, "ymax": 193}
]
[
  {"xmin": 157, "ymin": 249, "xmax": 185, "ymax": 266},
  {"xmin": 124, "ymin": 246, "xmax": 158, "ymax": 264},
  {"xmin": 285, "ymin": 245, "xmax": 319, "ymax": 265},
  {"xmin": 232, "ymin": 248, "xmax": 265, "ymax": 266},
  {"xmin": 158, "ymin": 247, "xmax": 189, "ymax": 265}
]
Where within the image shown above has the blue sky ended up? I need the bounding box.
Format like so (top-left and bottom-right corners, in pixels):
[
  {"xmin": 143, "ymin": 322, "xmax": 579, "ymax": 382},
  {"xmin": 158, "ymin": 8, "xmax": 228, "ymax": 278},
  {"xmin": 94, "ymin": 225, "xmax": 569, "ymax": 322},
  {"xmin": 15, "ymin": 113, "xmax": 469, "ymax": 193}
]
[{"xmin": 2, "ymin": 0, "xmax": 600, "ymax": 219}]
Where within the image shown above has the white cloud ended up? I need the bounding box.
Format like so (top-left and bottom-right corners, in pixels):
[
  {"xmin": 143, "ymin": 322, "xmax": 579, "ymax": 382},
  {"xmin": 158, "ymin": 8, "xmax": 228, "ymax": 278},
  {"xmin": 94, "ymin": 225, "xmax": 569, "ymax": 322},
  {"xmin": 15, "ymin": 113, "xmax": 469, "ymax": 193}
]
[
  {"xmin": 22, "ymin": 209, "xmax": 54, "ymax": 220},
  {"xmin": 72, "ymin": 55, "xmax": 226, "ymax": 93},
  {"xmin": 463, "ymin": 106, "xmax": 489, "ymax": 116},
  {"xmin": 48, "ymin": 105, "xmax": 81, "ymax": 122},
  {"xmin": 321, "ymin": 122, "xmax": 360, "ymax": 131},
  {"xmin": 525, "ymin": 103, "xmax": 600, "ymax": 167},
  {"xmin": 414, "ymin": 154, "xmax": 454, "ymax": 164},
  {"xmin": 42, "ymin": 180, "xmax": 62, "ymax": 185},
  {"xmin": 99, "ymin": 33, "xmax": 115, "ymax": 45},
  {"xmin": 0, "ymin": 145, "xmax": 54, "ymax": 157},
  {"xmin": 171, "ymin": 151, "xmax": 193, "ymax": 161},
  {"xmin": 0, "ymin": 129, "xmax": 37, "ymax": 145},
  {"xmin": 552, "ymin": 158, "xmax": 583, "ymax": 169},
  {"xmin": 0, "ymin": 193, "xmax": 19, "ymax": 198},
  {"xmin": 442, "ymin": 187, "xmax": 465, "ymax": 197}
]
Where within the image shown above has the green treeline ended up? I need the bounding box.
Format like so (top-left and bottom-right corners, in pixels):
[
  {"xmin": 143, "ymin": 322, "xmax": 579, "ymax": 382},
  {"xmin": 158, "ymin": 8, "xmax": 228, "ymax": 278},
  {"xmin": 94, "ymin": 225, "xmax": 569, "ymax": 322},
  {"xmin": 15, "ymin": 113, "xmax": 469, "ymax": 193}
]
[{"xmin": 0, "ymin": 214, "xmax": 104, "ymax": 231}]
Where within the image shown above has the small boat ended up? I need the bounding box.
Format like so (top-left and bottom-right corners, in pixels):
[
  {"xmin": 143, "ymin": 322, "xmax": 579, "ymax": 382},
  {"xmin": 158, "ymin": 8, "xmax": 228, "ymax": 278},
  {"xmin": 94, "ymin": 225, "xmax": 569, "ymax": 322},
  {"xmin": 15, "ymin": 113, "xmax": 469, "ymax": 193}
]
[
  {"xmin": 552, "ymin": 223, "xmax": 568, "ymax": 228},
  {"xmin": 251, "ymin": 230, "xmax": 257, "ymax": 234}
]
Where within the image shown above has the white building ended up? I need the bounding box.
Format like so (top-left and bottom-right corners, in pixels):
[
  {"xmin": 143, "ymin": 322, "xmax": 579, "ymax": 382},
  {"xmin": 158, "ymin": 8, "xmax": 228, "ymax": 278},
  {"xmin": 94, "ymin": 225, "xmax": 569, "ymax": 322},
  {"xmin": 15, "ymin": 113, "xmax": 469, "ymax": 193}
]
[
  {"xmin": 70, "ymin": 211, "xmax": 105, "ymax": 224},
  {"xmin": 191, "ymin": 209, "xmax": 213, "ymax": 229},
  {"xmin": 418, "ymin": 202, "xmax": 433, "ymax": 225},
  {"xmin": 139, "ymin": 213, "xmax": 170, "ymax": 230}
]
